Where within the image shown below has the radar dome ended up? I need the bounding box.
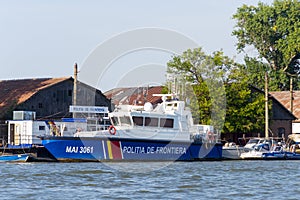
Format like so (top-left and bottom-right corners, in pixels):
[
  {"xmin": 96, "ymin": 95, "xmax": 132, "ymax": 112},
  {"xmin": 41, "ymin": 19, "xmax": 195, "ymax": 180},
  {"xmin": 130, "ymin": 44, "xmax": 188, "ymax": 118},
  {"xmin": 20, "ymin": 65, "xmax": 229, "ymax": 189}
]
[{"xmin": 144, "ymin": 102, "xmax": 153, "ymax": 111}]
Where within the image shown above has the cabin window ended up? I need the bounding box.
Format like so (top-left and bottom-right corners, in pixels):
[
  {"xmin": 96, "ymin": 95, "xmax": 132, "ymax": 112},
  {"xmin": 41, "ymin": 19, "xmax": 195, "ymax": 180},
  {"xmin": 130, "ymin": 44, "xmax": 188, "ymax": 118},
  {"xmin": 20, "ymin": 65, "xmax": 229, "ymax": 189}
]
[
  {"xmin": 39, "ymin": 126, "xmax": 45, "ymax": 131},
  {"xmin": 160, "ymin": 118, "xmax": 174, "ymax": 128},
  {"xmin": 145, "ymin": 117, "xmax": 159, "ymax": 127},
  {"xmin": 111, "ymin": 117, "xmax": 119, "ymax": 126},
  {"xmin": 119, "ymin": 116, "xmax": 131, "ymax": 126},
  {"xmin": 198, "ymin": 126, "xmax": 204, "ymax": 132},
  {"xmin": 133, "ymin": 116, "xmax": 143, "ymax": 126}
]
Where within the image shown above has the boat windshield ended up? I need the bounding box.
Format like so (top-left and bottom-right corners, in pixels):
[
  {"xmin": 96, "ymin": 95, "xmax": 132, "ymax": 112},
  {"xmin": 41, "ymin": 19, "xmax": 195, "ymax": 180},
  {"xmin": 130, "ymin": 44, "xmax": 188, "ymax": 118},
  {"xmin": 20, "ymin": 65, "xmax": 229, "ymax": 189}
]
[
  {"xmin": 111, "ymin": 117, "xmax": 119, "ymax": 126},
  {"xmin": 273, "ymin": 146, "xmax": 282, "ymax": 152},
  {"xmin": 119, "ymin": 116, "xmax": 132, "ymax": 126},
  {"xmin": 258, "ymin": 139, "xmax": 272, "ymax": 144},
  {"xmin": 254, "ymin": 143, "xmax": 270, "ymax": 151},
  {"xmin": 262, "ymin": 144, "xmax": 270, "ymax": 151},
  {"xmin": 248, "ymin": 139, "xmax": 259, "ymax": 144}
]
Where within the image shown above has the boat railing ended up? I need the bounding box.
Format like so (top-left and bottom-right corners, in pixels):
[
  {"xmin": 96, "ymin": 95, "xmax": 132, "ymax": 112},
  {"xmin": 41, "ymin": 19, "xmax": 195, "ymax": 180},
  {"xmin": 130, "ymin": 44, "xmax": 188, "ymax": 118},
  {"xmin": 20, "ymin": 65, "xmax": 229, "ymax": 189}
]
[
  {"xmin": 86, "ymin": 124, "xmax": 110, "ymax": 131},
  {"xmin": 191, "ymin": 130, "xmax": 220, "ymax": 143}
]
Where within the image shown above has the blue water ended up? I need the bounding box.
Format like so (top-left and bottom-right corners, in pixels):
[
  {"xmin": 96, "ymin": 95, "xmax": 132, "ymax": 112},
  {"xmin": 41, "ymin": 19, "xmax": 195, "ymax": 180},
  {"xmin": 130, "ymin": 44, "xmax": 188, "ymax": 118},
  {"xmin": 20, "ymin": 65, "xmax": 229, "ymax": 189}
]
[{"xmin": 1, "ymin": 160, "xmax": 300, "ymax": 199}]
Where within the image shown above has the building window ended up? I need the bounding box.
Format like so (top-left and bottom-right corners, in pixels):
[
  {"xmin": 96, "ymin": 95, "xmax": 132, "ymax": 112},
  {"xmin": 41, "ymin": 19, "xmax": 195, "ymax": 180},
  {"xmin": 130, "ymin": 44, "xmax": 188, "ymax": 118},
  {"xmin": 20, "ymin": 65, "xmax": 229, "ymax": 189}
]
[
  {"xmin": 38, "ymin": 103, "xmax": 43, "ymax": 108},
  {"xmin": 39, "ymin": 126, "xmax": 45, "ymax": 131},
  {"xmin": 68, "ymin": 90, "xmax": 73, "ymax": 96},
  {"xmin": 278, "ymin": 127, "xmax": 285, "ymax": 137}
]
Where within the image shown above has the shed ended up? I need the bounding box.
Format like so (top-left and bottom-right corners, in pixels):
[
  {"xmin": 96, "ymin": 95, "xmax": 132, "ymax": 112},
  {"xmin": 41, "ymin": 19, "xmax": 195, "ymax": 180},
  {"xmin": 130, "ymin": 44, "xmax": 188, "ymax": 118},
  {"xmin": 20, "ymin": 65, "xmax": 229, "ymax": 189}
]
[{"xmin": 0, "ymin": 77, "xmax": 111, "ymax": 145}]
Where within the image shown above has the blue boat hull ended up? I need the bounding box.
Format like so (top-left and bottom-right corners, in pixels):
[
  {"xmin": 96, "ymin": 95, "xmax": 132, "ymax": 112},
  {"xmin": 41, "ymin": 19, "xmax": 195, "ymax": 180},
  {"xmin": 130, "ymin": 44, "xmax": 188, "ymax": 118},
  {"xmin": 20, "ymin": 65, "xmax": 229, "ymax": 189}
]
[
  {"xmin": 41, "ymin": 137, "xmax": 222, "ymax": 161},
  {"xmin": 262, "ymin": 152, "xmax": 300, "ymax": 160},
  {"xmin": 0, "ymin": 154, "xmax": 29, "ymax": 162}
]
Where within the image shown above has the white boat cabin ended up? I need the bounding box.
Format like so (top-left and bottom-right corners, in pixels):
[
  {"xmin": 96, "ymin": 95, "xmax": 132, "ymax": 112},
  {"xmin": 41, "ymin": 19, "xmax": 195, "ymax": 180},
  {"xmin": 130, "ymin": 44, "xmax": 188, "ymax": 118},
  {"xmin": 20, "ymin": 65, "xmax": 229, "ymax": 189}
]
[
  {"xmin": 99, "ymin": 94, "xmax": 218, "ymax": 143},
  {"xmin": 6, "ymin": 111, "xmax": 103, "ymax": 146},
  {"xmin": 7, "ymin": 119, "xmax": 87, "ymax": 146}
]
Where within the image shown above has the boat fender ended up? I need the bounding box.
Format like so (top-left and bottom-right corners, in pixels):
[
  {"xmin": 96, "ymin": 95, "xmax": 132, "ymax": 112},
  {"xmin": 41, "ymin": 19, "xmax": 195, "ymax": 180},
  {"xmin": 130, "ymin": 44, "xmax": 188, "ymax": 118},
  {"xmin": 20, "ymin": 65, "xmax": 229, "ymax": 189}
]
[
  {"xmin": 208, "ymin": 131, "xmax": 215, "ymax": 142},
  {"xmin": 108, "ymin": 125, "xmax": 116, "ymax": 135}
]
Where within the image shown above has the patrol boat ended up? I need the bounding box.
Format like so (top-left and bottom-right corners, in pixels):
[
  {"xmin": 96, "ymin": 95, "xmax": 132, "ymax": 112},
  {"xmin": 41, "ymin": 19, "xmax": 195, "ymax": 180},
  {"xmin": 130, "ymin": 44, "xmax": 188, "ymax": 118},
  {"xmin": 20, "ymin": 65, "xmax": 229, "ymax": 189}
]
[{"xmin": 40, "ymin": 94, "xmax": 222, "ymax": 161}]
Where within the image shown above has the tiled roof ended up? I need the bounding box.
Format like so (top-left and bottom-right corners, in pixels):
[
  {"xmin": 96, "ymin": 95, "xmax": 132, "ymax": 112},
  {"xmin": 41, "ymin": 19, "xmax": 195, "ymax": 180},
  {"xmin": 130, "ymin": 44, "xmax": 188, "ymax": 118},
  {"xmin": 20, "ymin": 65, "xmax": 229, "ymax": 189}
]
[
  {"xmin": 0, "ymin": 77, "xmax": 71, "ymax": 114},
  {"xmin": 104, "ymin": 86, "xmax": 164, "ymax": 105},
  {"xmin": 270, "ymin": 91, "xmax": 300, "ymax": 120}
]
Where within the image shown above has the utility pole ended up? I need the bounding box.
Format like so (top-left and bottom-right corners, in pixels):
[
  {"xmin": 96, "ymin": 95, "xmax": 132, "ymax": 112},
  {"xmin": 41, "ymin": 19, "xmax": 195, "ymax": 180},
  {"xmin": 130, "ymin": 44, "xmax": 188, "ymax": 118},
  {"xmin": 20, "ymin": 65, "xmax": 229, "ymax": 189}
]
[
  {"xmin": 286, "ymin": 72, "xmax": 297, "ymax": 114},
  {"xmin": 290, "ymin": 76, "xmax": 293, "ymax": 114},
  {"xmin": 73, "ymin": 63, "xmax": 78, "ymax": 118},
  {"xmin": 265, "ymin": 72, "xmax": 269, "ymax": 139}
]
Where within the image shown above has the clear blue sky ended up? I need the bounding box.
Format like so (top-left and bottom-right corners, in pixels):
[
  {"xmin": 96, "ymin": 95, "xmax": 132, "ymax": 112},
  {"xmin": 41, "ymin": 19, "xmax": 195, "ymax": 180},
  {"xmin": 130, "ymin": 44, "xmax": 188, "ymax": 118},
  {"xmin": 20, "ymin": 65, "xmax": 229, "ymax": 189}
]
[{"xmin": 0, "ymin": 0, "xmax": 273, "ymax": 92}]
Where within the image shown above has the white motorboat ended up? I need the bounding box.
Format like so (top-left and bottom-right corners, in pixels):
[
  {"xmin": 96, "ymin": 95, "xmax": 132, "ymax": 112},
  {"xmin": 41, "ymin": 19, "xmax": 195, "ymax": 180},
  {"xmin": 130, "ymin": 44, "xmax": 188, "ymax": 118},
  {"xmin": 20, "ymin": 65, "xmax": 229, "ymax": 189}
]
[
  {"xmin": 222, "ymin": 137, "xmax": 274, "ymax": 160},
  {"xmin": 240, "ymin": 143, "xmax": 271, "ymax": 159},
  {"xmin": 222, "ymin": 142, "xmax": 244, "ymax": 160}
]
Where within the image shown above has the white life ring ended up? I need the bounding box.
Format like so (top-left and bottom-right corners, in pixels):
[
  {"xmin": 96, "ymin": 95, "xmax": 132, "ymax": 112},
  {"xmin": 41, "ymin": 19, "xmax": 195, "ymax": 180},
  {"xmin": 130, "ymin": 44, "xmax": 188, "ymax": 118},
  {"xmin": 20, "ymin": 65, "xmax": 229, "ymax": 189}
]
[{"xmin": 108, "ymin": 125, "xmax": 116, "ymax": 135}]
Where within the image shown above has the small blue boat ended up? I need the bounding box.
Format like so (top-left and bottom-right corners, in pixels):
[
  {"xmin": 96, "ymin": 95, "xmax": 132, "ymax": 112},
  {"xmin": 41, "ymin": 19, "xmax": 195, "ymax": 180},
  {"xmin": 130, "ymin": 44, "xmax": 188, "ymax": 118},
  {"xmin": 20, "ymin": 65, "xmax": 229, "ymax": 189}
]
[
  {"xmin": 0, "ymin": 154, "xmax": 29, "ymax": 162},
  {"xmin": 262, "ymin": 145, "xmax": 300, "ymax": 160}
]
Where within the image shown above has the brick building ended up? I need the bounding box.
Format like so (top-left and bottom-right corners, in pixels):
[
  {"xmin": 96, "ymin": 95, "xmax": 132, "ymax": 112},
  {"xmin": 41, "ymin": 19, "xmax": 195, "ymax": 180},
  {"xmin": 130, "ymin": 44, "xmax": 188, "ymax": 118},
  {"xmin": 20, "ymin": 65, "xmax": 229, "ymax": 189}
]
[
  {"xmin": 0, "ymin": 77, "xmax": 111, "ymax": 144},
  {"xmin": 270, "ymin": 91, "xmax": 300, "ymax": 135}
]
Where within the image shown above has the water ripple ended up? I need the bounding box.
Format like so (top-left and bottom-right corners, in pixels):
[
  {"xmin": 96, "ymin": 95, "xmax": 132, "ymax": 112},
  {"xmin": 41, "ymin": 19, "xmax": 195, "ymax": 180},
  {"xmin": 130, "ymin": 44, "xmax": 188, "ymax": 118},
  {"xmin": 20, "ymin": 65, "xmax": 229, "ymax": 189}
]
[{"xmin": 1, "ymin": 161, "xmax": 300, "ymax": 199}]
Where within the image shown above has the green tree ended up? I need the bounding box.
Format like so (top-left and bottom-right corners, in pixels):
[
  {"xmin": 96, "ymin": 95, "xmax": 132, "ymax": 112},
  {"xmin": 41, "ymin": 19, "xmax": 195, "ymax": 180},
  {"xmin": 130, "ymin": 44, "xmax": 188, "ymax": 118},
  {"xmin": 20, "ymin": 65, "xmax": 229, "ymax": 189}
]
[
  {"xmin": 232, "ymin": 0, "xmax": 300, "ymax": 90},
  {"xmin": 244, "ymin": 57, "xmax": 288, "ymax": 91},
  {"xmin": 224, "ymin": 63, "xmax": 265, "ymax": 134},
  {"xmin": 166, "ymin": 48, "xmax": 265, "ymax": 134},
  {"xmin": 167, "ymin": 48, "xmax": 216, "ymax": 126}
]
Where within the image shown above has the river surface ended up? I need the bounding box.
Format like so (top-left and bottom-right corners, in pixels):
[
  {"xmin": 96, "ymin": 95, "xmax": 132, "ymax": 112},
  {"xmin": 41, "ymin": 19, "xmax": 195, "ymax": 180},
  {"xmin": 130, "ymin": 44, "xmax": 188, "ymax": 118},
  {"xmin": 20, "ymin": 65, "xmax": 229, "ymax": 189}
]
[{"xmin": 1, "ymin": 160, "xmax": 300, "ymax": 200}]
